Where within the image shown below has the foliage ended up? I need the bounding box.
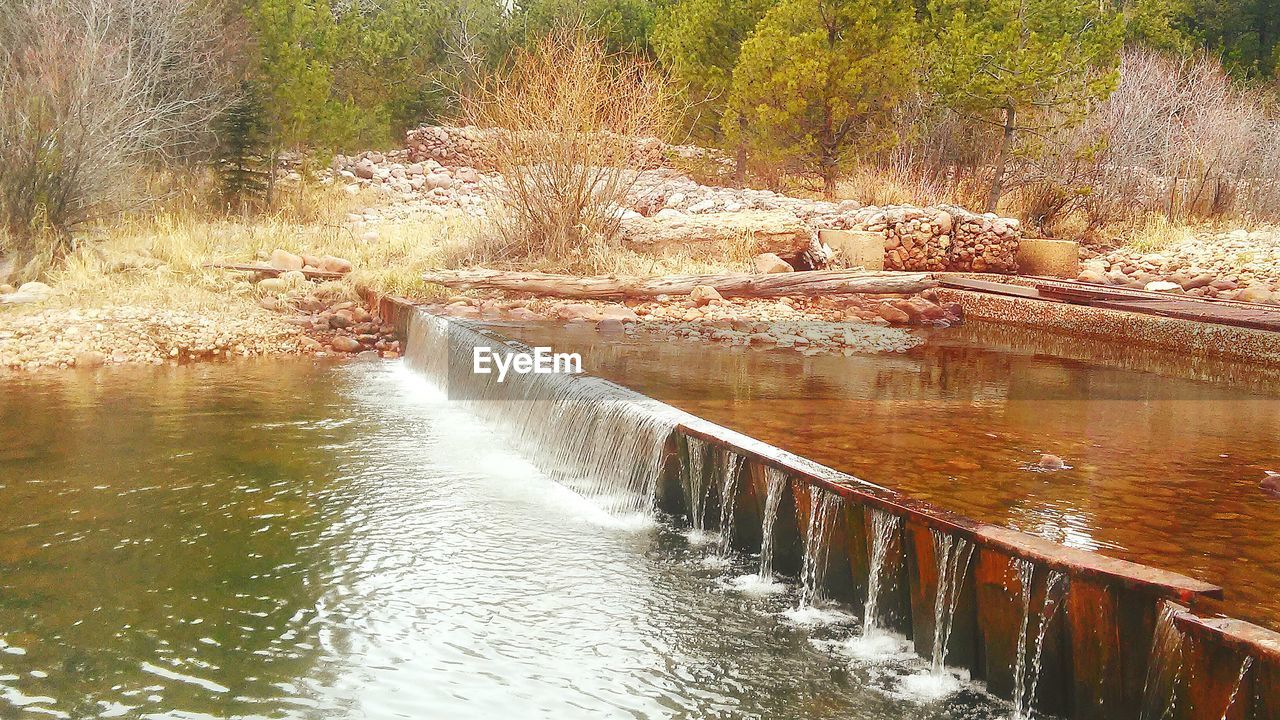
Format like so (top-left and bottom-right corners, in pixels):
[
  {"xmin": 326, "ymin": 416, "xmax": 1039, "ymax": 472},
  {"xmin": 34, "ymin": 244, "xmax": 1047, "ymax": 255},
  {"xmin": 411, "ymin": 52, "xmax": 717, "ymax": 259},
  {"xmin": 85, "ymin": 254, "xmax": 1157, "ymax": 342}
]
[
  {"xmin": 509, "ymin": 0, "xmax": 667, "ymax": 55},
  {"xmin": 727, "ymin": 0, "xmax": 916, "ymax": 196},
  {"xmin": 925, "ymin": 0, "xmax": 1125, "ymax": 210},
  {"xmin": 651, "ymin": 0, "xmax": 774, "ymax": 142},
  {"xmin": 457, "ymin": 27, "xmax": 674, "ymax": 272},
  {"xmin": 215, "ymin": 84, "xmax": 272, "ymax": 212}
]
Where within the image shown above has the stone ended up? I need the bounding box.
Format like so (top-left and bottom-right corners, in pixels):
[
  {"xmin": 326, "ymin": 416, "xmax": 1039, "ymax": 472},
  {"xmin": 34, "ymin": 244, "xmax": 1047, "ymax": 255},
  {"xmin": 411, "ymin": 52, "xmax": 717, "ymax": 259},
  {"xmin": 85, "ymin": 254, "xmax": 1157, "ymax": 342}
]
[
  {"xmin": 1038, "ymin": 454, "xmax": 1066, "ymax": 471},
  {"xmin": 621, "ymin": 210, "xmax": 813, "ymax": 258},
  {"xmin": 1237, "ymin": 285, "xmax": 1274, "ymax": 304},
  {"xmin": 819, "ymin": 229, "xmax": 884, "ymax": 270},
  {"xmin": 876, "ymin": 304, "xmax": 911, "ymax": 325},
  {"xmin": 1077, "ymin": 269, "xmax": 1107, "ymax": 285},
  {"xmin": 1262, "ymin": 472, "xmax": 1280, "ymax": 496},
  {"xmin": 0, "ymin": 281, "xmax": 54, "ymax": 304},
  {"xmin": 269, "ymin": 249, "xmax": 304, "ymax": 271},
  {"xmin": 257, "ymin": 277, "xmax": 289, "ymax": 294},
  {"xmin": 753, "ymin": 253, "xmax": 794, "ymax": 274},
  {"xmin": 74, "ymin": 351, "xmax": 106, "ymax": 369},
  {"xmin": 1144, "ymin": 280, "xmax": 1182, "ymax": 292},
  {"xmin": 596, "ymin": 318, "xmax": 625, "ymax": 333},
  {"xmin": 330, "ymin": 336, "xmax": 361, "ymax": 353},
  {"xmin": 689, "ymin": 285, "xmax": 723, "ymax": 307},
  {"xmin": 1016, "ymin": 239, "xmax": 1080, "ymax": 278},
  {"xmin": 318, "ymin": 256, "xmax": 354, "ymax": 275},
  {"xmin": 1182, "ymin": 273, "xmax": 1216, "ymax": 290}
]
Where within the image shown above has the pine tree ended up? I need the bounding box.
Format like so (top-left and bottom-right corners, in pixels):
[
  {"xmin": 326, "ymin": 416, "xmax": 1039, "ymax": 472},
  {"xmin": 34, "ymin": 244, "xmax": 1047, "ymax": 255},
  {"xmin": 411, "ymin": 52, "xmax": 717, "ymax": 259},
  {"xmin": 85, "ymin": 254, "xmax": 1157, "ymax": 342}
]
[
  {"xmin": 727, "ymin": 0, "xmax": 917, "ymax": 196},
  {"xmin": 652, "ymin": 0, "xmax": 775, "ymax": 183},
  {"xmin": 215, "ymin": 84, "xmax": 270, "ymax": 212},
  {"xmin": 925, "ymin": 0, "xmax": 1124, "ymax": 211}
]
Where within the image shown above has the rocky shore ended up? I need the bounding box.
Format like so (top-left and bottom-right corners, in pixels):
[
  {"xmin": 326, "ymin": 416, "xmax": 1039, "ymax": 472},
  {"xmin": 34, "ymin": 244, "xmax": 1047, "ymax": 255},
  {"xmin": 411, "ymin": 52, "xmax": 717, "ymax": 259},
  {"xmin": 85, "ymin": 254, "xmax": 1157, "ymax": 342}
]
[
  {"xmin": 1081, "ymin": 228, "xmax": 1280, "ymax": 304},
  {"xmin": 423, "ymin": 286, "xmax": 961, "ymax": 355}
]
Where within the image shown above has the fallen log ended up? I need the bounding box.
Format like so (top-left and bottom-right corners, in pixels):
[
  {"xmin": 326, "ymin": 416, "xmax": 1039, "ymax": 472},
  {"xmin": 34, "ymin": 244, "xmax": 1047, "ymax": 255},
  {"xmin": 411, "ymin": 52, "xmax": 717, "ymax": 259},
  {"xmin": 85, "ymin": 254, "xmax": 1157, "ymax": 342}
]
[
  {"xmin": 419, "ymin": 269, "xmax": 936, "ymax": 299},
  {"xmin": 203, "ymin": 262, "xmax": 347, "ymax": 280}
]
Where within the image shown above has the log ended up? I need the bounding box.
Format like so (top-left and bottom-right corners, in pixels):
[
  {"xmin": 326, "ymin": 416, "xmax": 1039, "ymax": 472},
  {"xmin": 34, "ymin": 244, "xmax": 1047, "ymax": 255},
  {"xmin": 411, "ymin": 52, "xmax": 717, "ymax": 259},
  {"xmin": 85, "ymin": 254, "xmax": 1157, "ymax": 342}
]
[
  {"xmin": 203, "ymin": 262, "xmax": 347, "ymax": 280},
  {"xmin": 419, "ymin": 269, "xmax": 937, "ymax": 299},
  {"xmin": 620, "ymin": 210, "xmax": 815, "ymax": 258}
]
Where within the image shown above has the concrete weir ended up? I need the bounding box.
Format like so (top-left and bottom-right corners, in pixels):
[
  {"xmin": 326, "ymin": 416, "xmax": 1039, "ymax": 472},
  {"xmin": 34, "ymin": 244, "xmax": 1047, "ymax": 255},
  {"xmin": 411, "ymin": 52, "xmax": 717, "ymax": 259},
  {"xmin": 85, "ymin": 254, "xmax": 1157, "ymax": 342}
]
[{"xmin": 372, "ymin": 292, "xmax": 1280, "ymax": 720}]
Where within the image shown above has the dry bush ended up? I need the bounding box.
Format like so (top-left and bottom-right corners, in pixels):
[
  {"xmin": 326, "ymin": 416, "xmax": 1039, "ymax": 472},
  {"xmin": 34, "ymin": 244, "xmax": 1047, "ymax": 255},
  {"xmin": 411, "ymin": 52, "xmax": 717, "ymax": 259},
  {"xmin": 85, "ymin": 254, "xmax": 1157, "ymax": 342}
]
[
  {"xmin": 455, "ymin": 26, "xmax": 675, "ymax": 273},
  {"xmin": 0, "ymin": 0, "xmax": 234, "ymax": 279}
]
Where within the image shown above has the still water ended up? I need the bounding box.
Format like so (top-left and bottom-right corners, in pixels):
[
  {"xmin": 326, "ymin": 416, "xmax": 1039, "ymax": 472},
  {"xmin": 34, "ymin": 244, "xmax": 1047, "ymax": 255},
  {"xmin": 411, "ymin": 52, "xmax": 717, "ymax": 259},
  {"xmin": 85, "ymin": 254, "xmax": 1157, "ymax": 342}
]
[
  {"xmin": 504, "ymin": 320, "xmax": 1280, "ymax": 630},
  {"xmin": 0, "ymin": 359, "xmax": 1006, "ymax": 719}
]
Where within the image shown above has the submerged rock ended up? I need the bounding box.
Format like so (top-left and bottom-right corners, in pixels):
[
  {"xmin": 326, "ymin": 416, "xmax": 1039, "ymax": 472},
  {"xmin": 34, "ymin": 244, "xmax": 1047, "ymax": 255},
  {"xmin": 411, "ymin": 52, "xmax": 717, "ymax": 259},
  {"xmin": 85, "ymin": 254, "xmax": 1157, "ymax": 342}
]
[
  {"xmin": 1262, "ymin": 472, "xmax": 1280, "ymax": 497},
  {"xmin": 1038, "ymin": 454, "xmax": 1067, "ymax": 471}
]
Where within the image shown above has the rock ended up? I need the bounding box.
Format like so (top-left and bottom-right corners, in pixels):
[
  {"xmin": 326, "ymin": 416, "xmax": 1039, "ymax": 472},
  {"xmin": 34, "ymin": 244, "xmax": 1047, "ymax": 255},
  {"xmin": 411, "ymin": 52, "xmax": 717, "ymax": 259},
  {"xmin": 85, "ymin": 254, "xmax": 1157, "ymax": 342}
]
[
  {"xmin": 330, "ymin": 336, "xmax": 361, "ymax": 353},
  {"xmin": 1144, "ymin": 280, "xmax": 1181, "ymax": 292},
  {"xmin": 1182, "ymin": 273, "xmax": 1216, "ymax": 290},
  {"xmin": 621, "ymin": 210, "xmax": 814, "ymax": 258},
  {"xmin": 596, "ymin": 318, "xmax": 625, "ymax": 333},
  {"xmin": 1038, "ymin": 454, "xmax": 1066, "ymax": 471},
  {"xmin": 1237, "ymin": 285, "xmax": 1273, "ymax": 304},
  {"xmin": 74, "ymin": 351, "xmax": 106, "ymax": 369},
  {"xmin": 876, "ymin": 304, "xmax": 911, "ymax": 325},
  {"xmin": 1077, "ymin": 269, "xmax": 1106, "ymax": 285},
  {"xmin": 269, "ymin": 249, "xmax": 304, "ymax": 271},
  {"xmin": 257, "ymin": 277, "xmax": 289, "ymax": 294},
  {"xmin": 1210, "ymin": 278, "xmax": 1238, "ymax": 291},
  {"xmin": 319, "ymin": 256, "xmax": 354, "ymax": 275},
  {"xmin": 754, "ymin": 253, "xmax": 794, "ymax": 274},
  {"xmin": 689, "ymin": 285, "xmax": 723, "ymax": 307},
  {"xmin": 0, "ymin": 281, "xmax": 55, "ymax": 304},
  {"xmin": 1263, "ymin": 472, "xmax": 1280, "ymax": 496},
  {"xmin": 599, "ymin": 305, "xmax": 639, "ymax": 322}
]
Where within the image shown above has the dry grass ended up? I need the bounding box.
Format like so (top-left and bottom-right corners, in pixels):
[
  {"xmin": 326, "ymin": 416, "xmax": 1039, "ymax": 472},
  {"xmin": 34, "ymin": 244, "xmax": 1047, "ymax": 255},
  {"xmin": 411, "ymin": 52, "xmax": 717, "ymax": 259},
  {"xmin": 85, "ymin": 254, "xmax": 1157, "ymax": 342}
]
[
  {"xmin": 23, "ymin": 179, "xmax": 466, "ymax": 314},
  {"xmin": 458, "ymin": 26, "xmax": 675, "ymax": 273}
]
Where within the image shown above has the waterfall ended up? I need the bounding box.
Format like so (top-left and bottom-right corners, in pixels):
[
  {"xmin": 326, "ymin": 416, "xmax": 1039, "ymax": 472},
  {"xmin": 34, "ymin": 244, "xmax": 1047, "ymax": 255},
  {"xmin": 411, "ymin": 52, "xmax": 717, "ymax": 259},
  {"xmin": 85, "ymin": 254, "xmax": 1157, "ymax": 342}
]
[
  {"xmin": 1220, "ymin": 656, "xmax": 1254, "ymax": 720},
  {"xmin": 930, "ymin": 530, "xmax": 974, "ymax": 673},
  {"xmin": 681, "ymin": 437, "xmax": 710, "ymax": 532},
  {"xmin": 404, "ymin": 311, "xmax": 683, "ymax": 516},
  {"xmin": 758, "ymin": 468, "xmax": 789, "ymax": 579},
  {"xmin": 1011, "ymin": 561, "xmax": 1069, "ymax": 720},
  {"xmin": 716, "ymin": 449, "xmax": 745, "ymax": 555},
  {"xmin": 863, "ymin": 508, "xmax": 903, "ymax": 636},
  {"xmin": 1139, "ymin": 602, "xmax": 1187, "ymax": 720},
  {"xmin": 798, "ymin": 489, "xmax": 840, "ymax": 608}
]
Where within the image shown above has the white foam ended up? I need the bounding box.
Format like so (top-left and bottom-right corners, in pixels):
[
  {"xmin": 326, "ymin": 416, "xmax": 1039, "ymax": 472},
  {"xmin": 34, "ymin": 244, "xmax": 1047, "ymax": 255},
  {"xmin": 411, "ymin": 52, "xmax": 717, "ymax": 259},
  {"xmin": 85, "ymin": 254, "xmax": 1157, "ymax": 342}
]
[
  {"xmin": 728, "ymin": 573, "xmax": 787, "ymax": 596},
  {"xmin": 781, "ymin": 605, "xmax": 854, "ymax": 626},
  {"xmin": 843, "ymin": 630, "xmax": 915, "ymax": 664}
]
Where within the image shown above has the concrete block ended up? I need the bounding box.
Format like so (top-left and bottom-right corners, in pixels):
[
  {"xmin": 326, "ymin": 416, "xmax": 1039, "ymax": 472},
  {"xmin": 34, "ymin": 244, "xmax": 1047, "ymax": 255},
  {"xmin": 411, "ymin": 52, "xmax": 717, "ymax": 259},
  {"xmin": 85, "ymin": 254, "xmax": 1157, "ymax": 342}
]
[
  {"xmin": 820, "ymin": 229, "xmax": 885, "ymax": 270},
  {"xmin": 1016, "ymin": 238, "xmax": 1080, "ymax": 278}
]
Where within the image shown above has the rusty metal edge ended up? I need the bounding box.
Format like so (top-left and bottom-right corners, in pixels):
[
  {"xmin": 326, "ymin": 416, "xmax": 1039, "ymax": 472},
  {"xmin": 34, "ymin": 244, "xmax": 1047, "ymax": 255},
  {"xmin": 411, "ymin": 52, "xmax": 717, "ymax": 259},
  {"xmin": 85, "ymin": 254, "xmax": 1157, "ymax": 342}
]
[{"xmin": 1167, "ymin": 602, "xmax": 1280, "ymax": 665}]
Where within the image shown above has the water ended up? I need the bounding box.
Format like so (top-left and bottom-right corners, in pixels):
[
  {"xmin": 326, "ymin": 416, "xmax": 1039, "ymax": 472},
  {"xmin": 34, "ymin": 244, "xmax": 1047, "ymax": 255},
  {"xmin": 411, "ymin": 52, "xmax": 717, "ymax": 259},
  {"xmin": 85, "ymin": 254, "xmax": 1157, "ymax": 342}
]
[
  {"xmin": 716, "ymin": 448, "xmax": 745, "ymax": 555},
  {"xmin": 1010, "ymin": 562, "xmax": 1069, "ymax": 720},
  {"xmin": 864, "ymin": 509, "xmax": 903, "ymax": 636},
  {"xmin": 798, "ymin": 488, "xmax": 841, "ymax": 609},
  {"xmin": 1220, "ymin": 656, "xmax": 1253, "ymax": 720},
  {"xmin": 0, "ymin": 358, "xmax": 1012, "ymax": 719},
  {"xmin": 500, "ymin": 321, "xmax": 1280, "ymax": 628},
  {"xmin": 1140, "ymin": 603, "xmax": 1188, "ymax": 720},
  {"xmin": 758, "ymin": 468, "xmax": 789, "ymax": 580},
  {"xmin": 930, "ymin": 531, "xmax": 975, "ymax": 673},
  {"xmin": 681, "ymin": 436, "xmax": 711, "ymax": 534}
]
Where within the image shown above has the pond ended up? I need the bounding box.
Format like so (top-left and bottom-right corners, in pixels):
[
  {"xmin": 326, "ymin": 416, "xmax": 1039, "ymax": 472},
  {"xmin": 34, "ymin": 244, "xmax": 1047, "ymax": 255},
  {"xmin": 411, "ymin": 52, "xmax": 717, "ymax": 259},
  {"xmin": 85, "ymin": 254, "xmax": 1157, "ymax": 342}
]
[
  {"xmin": 502, "ymin": 319, "xmax": 1280, "ymax": 630},
  {"xmin": 0, "ymin": 358, "xmax": 1008, "ymax": 719}
]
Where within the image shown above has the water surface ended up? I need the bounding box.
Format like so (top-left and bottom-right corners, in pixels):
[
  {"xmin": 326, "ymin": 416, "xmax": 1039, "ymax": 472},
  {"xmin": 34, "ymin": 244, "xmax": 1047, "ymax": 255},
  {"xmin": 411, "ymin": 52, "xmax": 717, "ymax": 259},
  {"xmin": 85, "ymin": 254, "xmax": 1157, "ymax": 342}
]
[{"xmin": 0, "ymin": 358, "xmax": 1005, "ymax": 719}]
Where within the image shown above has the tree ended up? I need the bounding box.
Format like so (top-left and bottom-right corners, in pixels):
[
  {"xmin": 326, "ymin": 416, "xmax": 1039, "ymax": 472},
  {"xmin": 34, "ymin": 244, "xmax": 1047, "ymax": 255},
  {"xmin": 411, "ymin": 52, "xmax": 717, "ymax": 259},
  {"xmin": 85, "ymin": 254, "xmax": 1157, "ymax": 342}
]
[
  {"xmin": 652, "ymin": 0, "xmax": 774, "ymax": 183},
  {"xmin": 215, "ymin": 83, "xmax": 271, "ymax": 212},
  {"xmin": 925, "ymin": 0, "xmax": 1124, "ymax": 211},
  {"xmin": 727, "ymin": 0, "xmax": 917, "ymax": 196}
]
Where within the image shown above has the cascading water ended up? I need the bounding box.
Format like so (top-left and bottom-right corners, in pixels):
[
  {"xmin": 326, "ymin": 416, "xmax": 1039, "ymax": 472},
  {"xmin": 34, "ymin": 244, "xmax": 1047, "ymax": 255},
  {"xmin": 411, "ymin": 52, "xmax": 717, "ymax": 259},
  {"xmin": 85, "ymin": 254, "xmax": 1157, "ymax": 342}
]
[
  {"xmin": 1139, "ymin": 602, "xmax": 1187, "ymax": 720},
  {"xmin": 929, "ymin": 530, "xmax": 975, "ymax": 673},
  {"xmin": 681, "ymin": 436, "xmax": 710, "ymax": 533},
  {"xmin": 797, "ymin": 489, "xmax": 841, "ymax": 608},
  {"xmin": 404, "ymin": 311, "xmax": 685, "ymax": 517},
  {"xmin": 862, "ymin": 508, "xmax": 903, "ymax": 636},
  {"xmin": 1219, "ymin": 656, "xmax": 1254, "ymax": 720},
  {"xmin": 716, "ymin": 449, "xmax": 745, "ymax": 555},
  {"xmin": 758, "ymin": 468, "xmax": 789, "ymax": 580},
  {"xmin": 1010, "ymin": 561, "xmax": 1069, "ymax": 720}
]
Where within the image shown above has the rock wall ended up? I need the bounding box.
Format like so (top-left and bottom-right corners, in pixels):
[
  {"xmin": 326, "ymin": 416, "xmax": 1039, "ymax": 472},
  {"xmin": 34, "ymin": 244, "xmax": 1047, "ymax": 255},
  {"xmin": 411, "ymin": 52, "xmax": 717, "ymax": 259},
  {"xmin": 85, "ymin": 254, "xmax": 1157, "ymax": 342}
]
[{"xmin": 835, "ymin": 205, "xmax": 1021, "ymax": 273}]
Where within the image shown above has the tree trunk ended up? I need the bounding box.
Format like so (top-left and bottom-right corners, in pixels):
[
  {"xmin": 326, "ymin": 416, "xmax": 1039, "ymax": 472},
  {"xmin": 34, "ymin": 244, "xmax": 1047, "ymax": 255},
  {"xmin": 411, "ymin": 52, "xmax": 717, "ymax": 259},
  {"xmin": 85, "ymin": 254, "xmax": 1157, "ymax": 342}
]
[
  {"xmin": 419, "ymin": 269, "xmax": 936, "ymax": 300},
  {"xmin": 986, "ymin": 104, "xmax": 1016, "ymax": 213}
]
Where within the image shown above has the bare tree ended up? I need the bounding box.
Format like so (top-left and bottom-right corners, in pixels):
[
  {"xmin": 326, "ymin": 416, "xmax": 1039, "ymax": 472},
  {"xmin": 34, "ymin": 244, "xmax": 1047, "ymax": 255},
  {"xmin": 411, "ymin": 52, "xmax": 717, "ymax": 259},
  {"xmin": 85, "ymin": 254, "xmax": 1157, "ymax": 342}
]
[{"xmin": 0, "ymin": 0, "xmax": 235, "ymax": 274}]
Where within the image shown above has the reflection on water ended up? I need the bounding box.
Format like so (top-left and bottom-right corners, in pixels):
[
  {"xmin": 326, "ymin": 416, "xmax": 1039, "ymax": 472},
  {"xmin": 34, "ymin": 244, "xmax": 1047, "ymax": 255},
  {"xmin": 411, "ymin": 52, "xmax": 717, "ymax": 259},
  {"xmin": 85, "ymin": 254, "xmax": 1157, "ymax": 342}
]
[
  {"xmin": 503, "ymin": 321, "xmax": 1280, "ymax": 629},
  {"xmin": 0, "ymin": 359, "xmax": 1007, "ymax": 719}
]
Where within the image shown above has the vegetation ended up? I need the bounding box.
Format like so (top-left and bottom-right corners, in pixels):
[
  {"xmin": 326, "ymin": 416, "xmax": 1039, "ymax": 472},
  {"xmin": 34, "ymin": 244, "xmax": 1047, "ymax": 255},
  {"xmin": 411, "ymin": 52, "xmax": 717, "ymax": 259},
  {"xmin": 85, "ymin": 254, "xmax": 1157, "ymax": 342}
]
[{"xmin": 1, "ymin": 0, "xmax": 1279, "ymax": 280}]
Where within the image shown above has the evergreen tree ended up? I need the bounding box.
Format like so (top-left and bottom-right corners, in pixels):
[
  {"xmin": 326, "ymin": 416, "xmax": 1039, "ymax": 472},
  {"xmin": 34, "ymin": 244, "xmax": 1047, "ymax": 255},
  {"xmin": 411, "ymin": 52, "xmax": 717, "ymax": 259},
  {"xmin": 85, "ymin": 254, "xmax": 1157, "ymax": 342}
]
[
  {"xmin": 215, "ymin": 84, "xmax": 270, "ymax": 212},
  {"xmin": 925, "ymin": 0, "xmax": 1124, "ymax": 211},
  {"xmin": 728, "ymin": 0, "xmax": 917, "ymax": 196},
  {"xmin": 652, "ymin": 0, "xmax": 775, "ymax": 182}
]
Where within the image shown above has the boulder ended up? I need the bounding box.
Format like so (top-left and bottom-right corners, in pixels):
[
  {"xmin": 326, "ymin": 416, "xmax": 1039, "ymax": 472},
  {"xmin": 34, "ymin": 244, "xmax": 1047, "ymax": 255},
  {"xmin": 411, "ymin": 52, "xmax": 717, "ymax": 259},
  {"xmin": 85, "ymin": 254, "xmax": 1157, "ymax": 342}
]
[
  {"xmin": 876, "ymin": 303, "xmax": 911, "ymax": 325},
  {"xmin": 74, "ymin": 351, "xmax": 106, "ymax": 369},
  {"xmin": 689, "ymin": 285, "xmax": 723, "ymax": 307},
  {"xmin": 0, "ymin": 281, "xmax": 54, "ymax": 304},
  {"xmin": 1144, "ymin": 280, "xmax": 1182, "ymax": 292},
  {"xmin": 319, "ymin": 256, "xmax": 354, "ymax": 274},
  {"xmin": 753, "ymin": 253, "xmax": 794, "ymax": 274},
  {"xmin": 330, "ymin": 336, "xmax": 361, "ymax": 353},
  {"xmin": 269, "ymin": 249, "xmax": 304, "ymax": 271},
  {"xmin": 1038, "ymin": 454, "xmax": 1066, "ymax": 470},
  {"xmin": 620, "ymin": 210, "xmax": 815, "ymax": 259}
]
